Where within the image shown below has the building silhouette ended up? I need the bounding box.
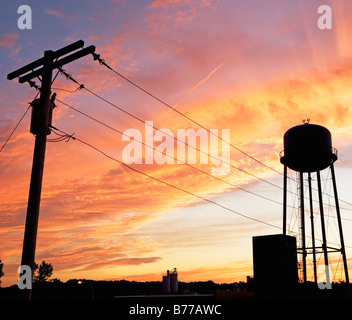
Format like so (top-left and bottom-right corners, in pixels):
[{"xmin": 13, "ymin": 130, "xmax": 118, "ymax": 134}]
[{"xmin": 162, "ymin": 268, "xmax": 178, "ymax": 294}]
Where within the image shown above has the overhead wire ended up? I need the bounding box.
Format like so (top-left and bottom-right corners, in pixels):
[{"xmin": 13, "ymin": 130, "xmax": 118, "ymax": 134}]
[
  {"xmin": 57, "ymin": 67, "xmax": 284, "ymax": 191},
  {"xmin": 5, "ymin": 86, "xmax": 349, "ymax": 249},
  {"xmin": 90, "ymin": 54, "xmax": 352, "ymax": 209},
  {"xmin": 0, "ymin": 105, "xmax": 31, "ymax": 153},
  {"xmin": 55, "ymin": 97, "xmax": 288, "ymax": 207},
  {"xmin": 91, "ymin": 52, "xmax": 284, "ymax": 176},
  {"xmin": 15, "ymin": 63, "xmax": 346, "ymax": 252},
  {"xmin": 56, "ymin": 96, "xmax": 352, "ymax": 225},
  {"xmin": 50, "ymin": 125, "xmax": 282, "ymax": 230},
  {"xmin": 57, "ymin": 68, "xmax": 352, "ymax": 214},
  {"xmin": 0, "ymin": 87, "xmax": 40, "ymax": 154},
  {"xmin": 6, "ymin": 54, "xmax": 352, "ymax": 212},
  {"xmin": 3, "ymin": 67, "xmax": 286, "ymax": 229},
  {"xmin": 47, "ymin": 128, "xmax": 75, "ymax": 142},
  {"xmin": 82, "ymin": 58, "xmax": 352, "ymax": 250},
  {"xmin": 50, "ymin": 124, "xmax": 352, "ymax": 249}
]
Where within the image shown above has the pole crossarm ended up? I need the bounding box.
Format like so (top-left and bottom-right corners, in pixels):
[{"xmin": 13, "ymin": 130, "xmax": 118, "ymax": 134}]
[
  {"xmin": 18, "ymin": 46, "xmax": 96, "ymax": 83},
  {"xmin": 7, "ymin": 40, "xmax": 95, "ymax": 83}
]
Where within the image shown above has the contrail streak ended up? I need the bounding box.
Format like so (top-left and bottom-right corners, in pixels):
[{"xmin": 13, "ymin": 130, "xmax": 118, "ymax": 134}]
[{"xmin": 174, "ymin": 59, "xmax": 227, "ymax": 108}]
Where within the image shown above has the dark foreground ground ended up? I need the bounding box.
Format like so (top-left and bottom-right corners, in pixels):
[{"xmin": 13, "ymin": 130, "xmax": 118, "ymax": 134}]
[
  {"xmin": 0, "ymin": 281, "xmax": 351, "ymax": 319},
  {"xmin": 0, "ymin": 279, "xmax": 351, "ymax": 300}
]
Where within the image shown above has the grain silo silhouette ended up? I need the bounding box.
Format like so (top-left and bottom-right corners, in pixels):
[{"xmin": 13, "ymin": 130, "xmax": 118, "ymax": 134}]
[
  {"xmin": 280, "ymin": 121, "xmax": 349, "ymax": 286},
  {"xmin": 162, "ymin": 268, "xmax": 178, "ymax": 294}
]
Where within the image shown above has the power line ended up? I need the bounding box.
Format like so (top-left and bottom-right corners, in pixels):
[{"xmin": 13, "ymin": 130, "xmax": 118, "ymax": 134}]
[
  {"xmin": 51, "ymin": 125, "xmax": 352, "ymax": 249},
  {"xmin": 57, "ymin": 70, "xmax": 352, "ymax": 213},
  {"xmin": 55, "ymin": 97, "xmax": 285, "ymax": 207},
  {"xmin": 51, "ymin": 125, "xmax": 282, "ymax": 230},
  {"xmin": 19, "ymin": 77, "xmax": 352, "ymax": 247},
  {"xmin": 57, "ymin": 67, "xmax": 285, "ymax": 191},
  {"xmin": 56, "ymin": 96, "xmax": 352, "ymax": 222},
  {"xmin": 91, "ymin": 55, "xmax": 352, "ymax": 209},
  {"xmin": 92, "ymin": 53, "xmax": 284, "ymax": 176},
  {"xmin": 8, "ymin": 83, "xmax": 350, "ymax": 248},
  {"xmin": 0, "ymin": 104, "xmax": 31, "ymax": 154},
  {"xmin": 0, "ymin": 83, "xmax": 41, "ymax": 155},
  {"xmin": 56, "ymin": 72, "xmax": 352, "ymax": 216}
]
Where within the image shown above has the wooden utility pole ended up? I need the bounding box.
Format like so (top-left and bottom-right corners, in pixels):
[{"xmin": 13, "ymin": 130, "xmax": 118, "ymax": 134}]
[
  {"xmin": 21, "ymin": 50, "xmax": 53, "ymax": 300},
  {"xmin": 7, "ymin": 40, "xmax": 95, "ymax": 299}
]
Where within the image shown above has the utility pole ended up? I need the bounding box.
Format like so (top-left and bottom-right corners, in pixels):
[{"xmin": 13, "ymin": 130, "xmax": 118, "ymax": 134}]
[
  {"xmin": 7, "ymin": 40, "xmax": 95, "ymax": 300},
  {"xmin": 21, "ymin": 50, "xmax": 52, "ymax": 300}
]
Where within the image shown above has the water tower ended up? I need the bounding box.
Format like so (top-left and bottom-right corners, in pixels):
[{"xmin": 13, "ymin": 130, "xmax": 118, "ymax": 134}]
[{"xmin": 280, "ymin": 121, "xmax": 349, "ymax": 286}]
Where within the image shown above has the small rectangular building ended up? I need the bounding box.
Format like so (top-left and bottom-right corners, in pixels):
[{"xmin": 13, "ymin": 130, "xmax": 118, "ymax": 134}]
[{"xmin": 252, "ymin": 234, "xmax": 298, "ymax": 297}]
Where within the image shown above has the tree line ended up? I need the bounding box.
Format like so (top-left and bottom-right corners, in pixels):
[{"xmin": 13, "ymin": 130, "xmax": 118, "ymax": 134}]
[{"xmin": 0, "ymin": 259, "xmax": 53, "ymax": 286}]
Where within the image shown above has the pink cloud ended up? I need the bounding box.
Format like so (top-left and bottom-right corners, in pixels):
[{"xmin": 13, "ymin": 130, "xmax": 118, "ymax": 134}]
[
  {"xmin": 9, "ymin": 45, "xmax": 21, "ymax": 58},
  {"xmin": 149, "ymin": 0, "xmax": 213, "ymax": 10},
  {"xmin": 88, "ymin": 35, "xmax": 104, "ymax": 42},
  {"xmin": 45, "ymin": 7, "xmax": 66, "ymax": 18},
  {"xmin": 0, "ymin": 33, "xmax": 18, "ymax": 47}
]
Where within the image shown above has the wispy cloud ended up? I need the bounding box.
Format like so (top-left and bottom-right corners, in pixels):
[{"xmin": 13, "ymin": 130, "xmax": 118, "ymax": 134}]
[
  {"xmin": 0, "ymin": 33, "xmax": 18, "ymax": 47},
  {"xmin": 45, "ymin": 7, "xmax": 66, "ymax": 18},
  {"xmin": 79, "ymin": 257, "xmax": 162, "ymax": 271}
]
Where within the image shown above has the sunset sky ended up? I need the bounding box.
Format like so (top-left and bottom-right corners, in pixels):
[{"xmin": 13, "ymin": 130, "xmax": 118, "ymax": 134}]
[{"xmin": 1, "ymin": 0, "xmax": 352, "ymax": 288}]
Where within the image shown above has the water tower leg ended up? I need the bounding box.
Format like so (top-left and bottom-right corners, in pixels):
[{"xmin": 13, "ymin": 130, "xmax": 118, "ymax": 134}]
[
  {"xmin": 300, "ymin": 172, "xmax": 307, "ymax": 283},
  {"xmin": 330, "ymin": 164, "xmax": 350, "ymax": 293},
  {"xmin": 316, "ymin": 170, "xmax": 330, "ymax": 284},
  {"xmin": 308, "ymin": 172, "xmax": 317, "ymax": 284},
  {"xmin": 283, "ymin": 165, "xmax": 287, "ymax": 236}
]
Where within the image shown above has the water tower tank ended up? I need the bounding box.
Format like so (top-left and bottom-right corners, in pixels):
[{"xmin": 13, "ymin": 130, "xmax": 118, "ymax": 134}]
[{"xmin": 280, "ymin": 123, "xmax": 337, "ymax": 172}]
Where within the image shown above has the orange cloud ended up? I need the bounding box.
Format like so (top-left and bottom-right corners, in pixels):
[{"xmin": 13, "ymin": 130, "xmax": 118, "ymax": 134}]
[{"xmin": 79, "ymin": 257, "xmax": 162, "ymax": 271}]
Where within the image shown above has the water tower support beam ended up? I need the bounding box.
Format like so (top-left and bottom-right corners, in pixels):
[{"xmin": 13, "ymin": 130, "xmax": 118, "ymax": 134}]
[
  {"xmin": 300, "ymin": 171, "xmax": 307, "ymax": 283},
  {"xmin": 308, "ymin": 172, "xmax": 317, "ymax": 284},
  {"xmin": 330, "ymin": 164, "xmax": 350, "ymax": 290},
  {"xmin": 283, "ymin": 165, "xmax": 287, "ymax": 236},
  {"xmin": 316, "ymin": 170, "xmax": 330, "ymax": 283}
]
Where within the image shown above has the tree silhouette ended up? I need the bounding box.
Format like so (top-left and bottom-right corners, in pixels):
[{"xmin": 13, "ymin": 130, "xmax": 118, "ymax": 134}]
[
  {"xmin": 0, "ymin": 260, "xmax": 4, "ymax": 287},
  {"xmin": 34, "ymin": 261, "xmax": 53, "ymax": 282}
]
